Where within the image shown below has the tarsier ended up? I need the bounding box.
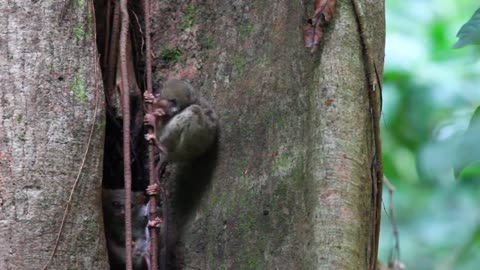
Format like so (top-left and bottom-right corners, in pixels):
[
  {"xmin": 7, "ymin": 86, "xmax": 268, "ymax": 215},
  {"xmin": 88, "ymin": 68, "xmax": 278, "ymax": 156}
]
[
  {"xmin": 143, "ymin": 79, "xmax": 218, "ymax": 162},
  {"xmin": 103, "ymin": 189, "xmax": 149, "ymax": 270},
  {"xmin": 143, "ymin": 79, "xmax": 219, "ymax": 267},
  {"xmin": 103, "ymin": 80, "xmax": 218, "ymax": 269}
]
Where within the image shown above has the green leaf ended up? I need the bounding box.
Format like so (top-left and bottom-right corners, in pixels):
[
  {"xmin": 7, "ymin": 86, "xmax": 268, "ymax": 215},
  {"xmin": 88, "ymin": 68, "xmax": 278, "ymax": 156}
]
[
  {"xmin": 468, "ymin": 105, "xmax": 480, "ymax": 128},
  {"xmin": 453, "ymin": 106, "xmax": 480, "ymax": 177},
  {"xmin": 458, "ymin": 161, "xmax": 480, "ymax": 181},
  {"xmin": 430, "ymin": 19, "xmax": 451, "ymax": 60},
  {"xmin": 453, "ymin": 8, "xmax": 480, "ymax": 49},
  {"xmin": 473, "ymin": 226, "xmax": 480, "ymax": 245}
]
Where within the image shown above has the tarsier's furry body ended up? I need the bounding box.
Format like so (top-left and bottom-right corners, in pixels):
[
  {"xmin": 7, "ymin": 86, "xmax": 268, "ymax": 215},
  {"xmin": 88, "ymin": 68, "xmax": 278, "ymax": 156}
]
[
  {"xmin": 145, "ymin": 79, "xmax": 218, "ymax": 161},
  {"xmin": 104, "ymin": 80, "xmax": 218, "ymax": 269},
  {"xmin": 103, "ymin": 189, "xmax": 149, "ymax": 270}
]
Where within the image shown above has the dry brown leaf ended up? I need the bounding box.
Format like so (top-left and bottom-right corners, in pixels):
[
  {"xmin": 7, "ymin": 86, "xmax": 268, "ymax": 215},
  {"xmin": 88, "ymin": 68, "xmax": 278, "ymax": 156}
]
[
  {"xmin": 303, "ymin": 23, "xmax": 323, "ymax": 52},
  {"xmin": 304, "ymin": 0, "xmax": 336, "ymax": 52},
  {"xmin": 313, "ymin": 0, "xmax": 336, "ymax": 22}
]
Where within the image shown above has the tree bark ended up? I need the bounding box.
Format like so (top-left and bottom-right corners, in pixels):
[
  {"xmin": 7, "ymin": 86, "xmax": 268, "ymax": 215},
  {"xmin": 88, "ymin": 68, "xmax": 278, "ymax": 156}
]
[
  {"xmin": 0, "ymin": 1, "xmax": 108, "ymax": 269},
  {"xmin": 0, "ymin": 0, "xmax": 384, "ymax": 269},
  {"xmin": 150, "ymin": 0, "xmax": 384, "ymax": 269}
]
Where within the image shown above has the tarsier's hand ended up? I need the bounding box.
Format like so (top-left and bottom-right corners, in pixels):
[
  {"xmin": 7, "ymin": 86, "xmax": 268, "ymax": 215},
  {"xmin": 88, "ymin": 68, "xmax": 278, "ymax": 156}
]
[
  {"xmin": 144, "ymin": 133, "xmax": 168, "ymax": 153},
  {"xmin": 147, "ymin": 217, "xmax": 162, "ymax": 228},
  {"xmin": 143, "ymin": 113, "xmax": 157, "ymax": 127},
  {"xmin": 146, "ymin": 183, "xmax": 160, "ymax": 196},
  {"xmin": 152, "ymin": 108, "xmax": 167, "ymax": 117},
  {"xmin": 144, "ymin": 92, "xmax": 156, "ymax": 103},
  {"xmin": 144, "ymin": 133, "xmax": 157, "ymax": 142}
]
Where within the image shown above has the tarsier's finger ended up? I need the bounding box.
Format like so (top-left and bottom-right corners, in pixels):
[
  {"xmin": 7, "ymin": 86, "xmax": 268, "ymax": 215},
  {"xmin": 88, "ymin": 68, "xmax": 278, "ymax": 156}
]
[
  {"xmin": 143, "ymin": 115, "xmax": 156, "ymax": 125},
  {"xmin": 144, "ymin": 134, "xmax": 155, "ymax": 141},
  {"xmin": 143, "ymin": 92, "xmax": 155, "ymax": 103},
  {"xmin": 146, "ymin": 184, "xmax": 159, "ymax": 195}
]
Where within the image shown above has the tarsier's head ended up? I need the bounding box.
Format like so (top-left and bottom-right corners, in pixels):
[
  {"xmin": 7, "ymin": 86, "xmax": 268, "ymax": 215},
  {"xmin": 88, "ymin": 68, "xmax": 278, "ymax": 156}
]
[
  {"xmin": 103, "ymin": 189, "xmax": 146, "ymax": 220},
  {"xmin": 162, "ymin": 79, "xmax": 197, "ymax": 115}
]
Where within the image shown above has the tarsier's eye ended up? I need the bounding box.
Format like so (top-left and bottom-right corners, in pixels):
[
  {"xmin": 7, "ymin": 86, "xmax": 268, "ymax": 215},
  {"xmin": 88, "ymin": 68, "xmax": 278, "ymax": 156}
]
[
  {"xmin": 112, "ymin": 201, "xmax": 122, "ymax": 209},
  {"xmin": 168, "ymin": 99, "xmax": 179, "ymax": 115}
]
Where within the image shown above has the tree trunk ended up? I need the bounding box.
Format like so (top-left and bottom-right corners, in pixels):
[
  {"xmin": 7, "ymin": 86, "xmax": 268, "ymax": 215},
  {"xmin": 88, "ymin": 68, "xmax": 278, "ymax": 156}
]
[
  {"xmin": 0, "ymin": 1, "xmax": 108, "ymax": 269},
  {"xmin": 150, "ymin": 0, "xmax": 385, "ymax": 269},
  {"xmin": 0, "ymin": 0, "xmax": 384, "ymax": 269}
]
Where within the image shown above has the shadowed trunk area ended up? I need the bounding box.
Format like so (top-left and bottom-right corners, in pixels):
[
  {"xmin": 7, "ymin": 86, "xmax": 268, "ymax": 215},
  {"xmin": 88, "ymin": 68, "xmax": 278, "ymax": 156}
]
[
  {"xmin": 0, "ymin": 0, "xmax": 384, "ymax": 269},
  {"xmin": 146, "ymin": 0, "xmax": 385, "ymax": 269}
]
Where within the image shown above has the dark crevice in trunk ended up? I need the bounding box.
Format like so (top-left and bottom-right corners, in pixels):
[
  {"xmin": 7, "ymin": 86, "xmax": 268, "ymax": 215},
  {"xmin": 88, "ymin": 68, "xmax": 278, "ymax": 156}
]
[
  {"xmin": 94, "ymin": 0, "xmax": 148, "ymax": 191},
  {"xmin": 93, "ymin": 1, "xmax": 216, "ymax": 269},
  {"xmin": 94, "ymin": 1, "xmax": 151, "ymax": 269}
]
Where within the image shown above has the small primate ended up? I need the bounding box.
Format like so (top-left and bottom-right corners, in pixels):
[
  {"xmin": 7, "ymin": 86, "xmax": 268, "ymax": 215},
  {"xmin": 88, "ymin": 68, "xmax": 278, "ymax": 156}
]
[
  {"xmin": 103, "ymin": 81, "xmax": 217, "ymax": 269},
  {"xmin": 103, "ymin": 189, "xmax": 149, "ymax": 270},
  {"xmin": 143, "ymin": 79, "xmax": 218, "ymax": 161},
  {"xmin": 143, "ymin": 79, "xmax": 218, "ymax": 269}
]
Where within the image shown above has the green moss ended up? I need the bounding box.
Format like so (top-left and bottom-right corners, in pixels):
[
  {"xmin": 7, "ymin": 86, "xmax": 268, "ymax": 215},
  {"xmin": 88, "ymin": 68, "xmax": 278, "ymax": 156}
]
[
  {"xmin": 273, "ymin": 180, "xmax": 288, "ymax": 202},
  {"xmin": 205, "ymin": 185, "xmax": 235, "ymax": 218},
  {"xmin": 16, "ymin": 114, "xmax": 23, "ymax": 123},
  {"xmin": 181, "ymin": 4, "xmax": 198, "ymax": 30},
  {"xmin": 87, "ymin": 7, "xmax": 93, "ymax": 23},
  {"xmin": 238, "ymin": 235, "xmax": 265, "ymax": 269},
  {"xmin": 160, "ymin": 48, "xmax": 183, "ymax": 64},
  {"xmin": 77, "ymin": 0, "xmax": 85, "ymax": 7},
  {"xmin": 71, "ymin": 74, "xmax": 87, "ymax": 102},
  {"xmin": 231, "ymin": 185, "xmax": 256, "ymax": 234},
  {"xmin": 239, "ymin": 251, "xmax": 263, "ymax": 270},
  {"xmin": 274, "ymin": 153, "xmax": 291, "ymax": 174},
  {"xmin": 233, "ymin": 56, "xmax": 247, "ymax": 76},
  {"xmin": 96, "ymin": 118, "xmax": 106, "ymax": 130},
  {"xmin": 198, "ymin": 34, "xmax": 216, "ymax": 49},
  {"xmin": 263, "ymin": 108, "xmax": 287, "ymax": 130},
  {"xmin": 239, "ymin": 21, "xmax": 254, "ymax": 35},
  {"xmin": 73, "ymin": 25, "xmax": 86, "ymax": 41},
  {"xmin": 291, "ymin": 157, "xmax": 306, "ymax": 189},
  {"xmin": 223, "ymin": 192, "xmax": 236, "ymax": 217},
  {"xmin": 237, "ymin": 212, "xmax": 255, "ymax": 233},
  {"xmin": 207, "ymin": 251, "xmax": 216, "ymax": 269},
  {"xmin": 206, "ymin": 179, "xmax": 270, "ymax": 269},
  {"xmin": 205, "ymin": 191, "xmax": 219, "ymax": 213},
  {"xmin": 256, "ymin": 55, "xmax": 270, "ymax": 67},
  {"xmin": 236, "ymin": 191, "xmax": 266, "ymax": 269}
]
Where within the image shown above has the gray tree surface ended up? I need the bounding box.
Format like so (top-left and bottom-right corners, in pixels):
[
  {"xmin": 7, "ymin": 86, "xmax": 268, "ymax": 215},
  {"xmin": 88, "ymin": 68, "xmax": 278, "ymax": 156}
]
[
  {"xmin": 152, "ymin": 0, "xmax": 385, "ymax": 269},
  {"xmin": 0, "ymin": 1, "xmax": 108, "ymax": 269},
  {"xmin": 0, "ymin": 0, "xmax": 384, "ymax": 269}
]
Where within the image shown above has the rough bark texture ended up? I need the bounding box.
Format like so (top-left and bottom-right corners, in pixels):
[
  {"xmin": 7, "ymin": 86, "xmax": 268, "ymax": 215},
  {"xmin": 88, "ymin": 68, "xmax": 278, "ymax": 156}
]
[
  {"xmin": 0, "ymin": 0, "xmax": 384, "ymax": 269},
  {"xmin": 150, "ymin": 0, "xmax": 384, "ymax": 269},
  {"xmin": 0, "ymin": 1, "xmax": 108, "ymax": 269}
]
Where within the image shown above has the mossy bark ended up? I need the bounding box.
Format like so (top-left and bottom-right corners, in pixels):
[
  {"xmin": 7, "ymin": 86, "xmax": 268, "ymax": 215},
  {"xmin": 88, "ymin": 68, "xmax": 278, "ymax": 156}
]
[
  {"xmin": 0, "ymin": 0, "xmax": 108, "ymax": 269},
  {"xmin": 0, "ymin": 0, "xmax": 384, "ymax": 269},
  {"xmin": 150, "ymin": 0, "xmax": 385, "ymax": 269}
]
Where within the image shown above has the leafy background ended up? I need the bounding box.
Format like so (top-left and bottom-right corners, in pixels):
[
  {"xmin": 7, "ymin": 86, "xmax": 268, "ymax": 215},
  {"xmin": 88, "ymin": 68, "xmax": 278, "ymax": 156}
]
[{"xmin": 379, "ymin": 1, "xmax": 480, "ymax": 269}]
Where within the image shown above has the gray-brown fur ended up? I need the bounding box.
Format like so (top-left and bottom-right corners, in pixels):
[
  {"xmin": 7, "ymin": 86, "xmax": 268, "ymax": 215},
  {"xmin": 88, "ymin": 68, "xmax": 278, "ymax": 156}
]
[
  {"xmin": 158, "ymin": 79, "xmax": 218, "ymax": 161},
  {"xmin": 102, "ymin": 189, "xmax": 149, "ymax": 270}
]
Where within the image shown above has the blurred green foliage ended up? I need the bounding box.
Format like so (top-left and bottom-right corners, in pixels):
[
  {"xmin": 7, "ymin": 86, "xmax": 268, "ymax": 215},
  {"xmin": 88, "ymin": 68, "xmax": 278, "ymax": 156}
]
[
  {"xmin": 380, "ymin": 1, "xmax": 480, "ymax": 269},
  {"xmin": 454, "ymin": 8, "xmax": 480, "ymax": 49}
]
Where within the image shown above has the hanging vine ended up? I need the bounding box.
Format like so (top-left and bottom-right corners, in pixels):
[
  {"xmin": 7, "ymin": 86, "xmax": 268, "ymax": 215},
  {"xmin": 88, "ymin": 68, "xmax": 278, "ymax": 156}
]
[{"xmin": 350, "ymin": 1, "xmax": 384, "ymax": 269}]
